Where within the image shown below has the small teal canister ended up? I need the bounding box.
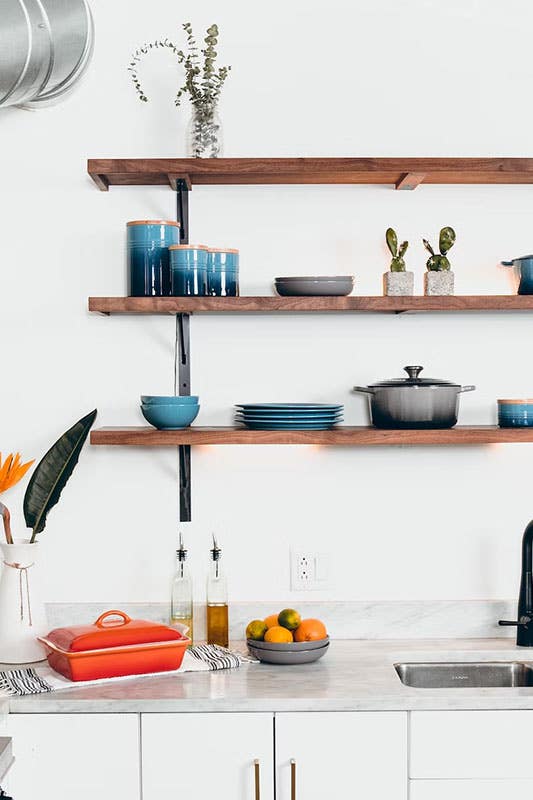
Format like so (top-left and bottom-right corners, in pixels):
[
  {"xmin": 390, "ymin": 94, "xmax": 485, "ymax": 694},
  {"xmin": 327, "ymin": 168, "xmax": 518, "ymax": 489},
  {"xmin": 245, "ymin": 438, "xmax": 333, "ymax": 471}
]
[
  {"xmin": 498, "ymin": 399, "xmax": 533, "ymax": 427},
  {"xmin": 169, "ymin": 244, "xmax": 208, "ymax": 296},
  {"xmin": 207, "ymin": 248, "xmax": 240, "ymax": 297},
  {"xmin": 128, "ymin": 220, "xmax": 181, "ymax": 297}
]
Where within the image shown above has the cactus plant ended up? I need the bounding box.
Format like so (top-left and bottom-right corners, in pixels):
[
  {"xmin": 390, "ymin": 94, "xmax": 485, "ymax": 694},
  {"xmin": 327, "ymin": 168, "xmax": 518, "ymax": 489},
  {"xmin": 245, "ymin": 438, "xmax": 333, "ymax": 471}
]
[
  {"xmin": 386, "ymin": 227, "xmax": 409, "ymax": 272},
  {"xmin": 423, "ymin": 226, "xmax": 456, "ymax": 271}
]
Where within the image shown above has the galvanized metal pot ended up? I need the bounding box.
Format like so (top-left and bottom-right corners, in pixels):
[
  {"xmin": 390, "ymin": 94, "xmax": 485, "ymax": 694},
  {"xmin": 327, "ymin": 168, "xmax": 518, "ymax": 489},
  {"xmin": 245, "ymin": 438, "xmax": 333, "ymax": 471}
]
[{"xmin": 354, "ymin": 365, "xmax": 476, "ymax": 429}]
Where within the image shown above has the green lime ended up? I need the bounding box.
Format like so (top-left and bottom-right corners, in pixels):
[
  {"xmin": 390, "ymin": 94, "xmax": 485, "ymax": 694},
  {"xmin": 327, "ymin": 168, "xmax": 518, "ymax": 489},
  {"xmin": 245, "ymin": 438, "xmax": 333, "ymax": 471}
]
[
  {"xmin": 246, "ymin": 620, "xmax": 267, "ymax": 641},
  {"xmin": 278, "ymin": 608, "xmax": 301, "ymax": 631}
]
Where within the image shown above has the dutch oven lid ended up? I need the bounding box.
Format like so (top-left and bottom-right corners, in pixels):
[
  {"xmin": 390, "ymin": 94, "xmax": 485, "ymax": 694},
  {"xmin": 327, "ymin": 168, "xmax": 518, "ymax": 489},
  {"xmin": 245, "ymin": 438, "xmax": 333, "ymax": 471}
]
[{"xmin": 369, "ymin": 365, "xmax": 460, "ymax": 388}]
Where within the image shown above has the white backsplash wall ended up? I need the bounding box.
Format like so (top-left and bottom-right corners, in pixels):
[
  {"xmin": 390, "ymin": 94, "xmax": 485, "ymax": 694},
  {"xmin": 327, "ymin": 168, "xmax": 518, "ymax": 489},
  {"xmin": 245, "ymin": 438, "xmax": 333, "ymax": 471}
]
[{"xmin": 0, "ymin": 0, "xmax": 532, "ymax": 609}]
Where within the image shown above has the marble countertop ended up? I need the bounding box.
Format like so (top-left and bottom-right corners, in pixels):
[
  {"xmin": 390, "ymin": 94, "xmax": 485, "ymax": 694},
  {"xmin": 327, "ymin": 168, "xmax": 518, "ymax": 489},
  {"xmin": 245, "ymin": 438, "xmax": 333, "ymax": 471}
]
[{"xmin": 7, "ymin": 639, "xmax": 533, "ymax": 714}]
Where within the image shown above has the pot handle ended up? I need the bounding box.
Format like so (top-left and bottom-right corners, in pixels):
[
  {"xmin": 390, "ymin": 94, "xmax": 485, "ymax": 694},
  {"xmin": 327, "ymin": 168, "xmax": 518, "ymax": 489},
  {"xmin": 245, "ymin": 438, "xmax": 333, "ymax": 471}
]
[
  {"xmin": 94, "ymin": 610, "xmax": 132, "ymax": 628},
  {"xmin": 459, "ymin": 385, "xmax": 476, "ymax": 393},
  {"xmin": 353, "ymin": 386, "xmax": 374, "ymax": 394},
  {"xmin": 501, "ymin": 261, "xmax": 515, "ymax": 267}
]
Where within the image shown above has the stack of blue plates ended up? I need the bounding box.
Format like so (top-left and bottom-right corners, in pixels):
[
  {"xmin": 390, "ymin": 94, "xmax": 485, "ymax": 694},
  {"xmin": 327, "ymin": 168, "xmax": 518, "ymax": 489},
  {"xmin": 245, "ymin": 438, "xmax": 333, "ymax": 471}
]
[{"xmin": 235, "ymin": 403, "xmax": 344, "ymax": 430}]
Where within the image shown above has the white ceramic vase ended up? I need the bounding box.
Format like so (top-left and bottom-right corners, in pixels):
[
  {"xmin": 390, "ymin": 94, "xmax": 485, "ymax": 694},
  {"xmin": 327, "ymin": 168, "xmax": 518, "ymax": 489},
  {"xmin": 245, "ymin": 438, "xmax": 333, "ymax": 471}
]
[{"xmin": 0, "ymin": 540, "xmax": 47, "ymax": 663}]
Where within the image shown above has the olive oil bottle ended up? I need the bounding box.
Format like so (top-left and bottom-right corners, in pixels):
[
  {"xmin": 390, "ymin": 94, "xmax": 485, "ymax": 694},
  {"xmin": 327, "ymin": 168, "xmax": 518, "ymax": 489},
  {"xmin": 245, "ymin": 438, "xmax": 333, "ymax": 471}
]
[
  {"xmin": 206, "ymin": 534, "xmax": 229, "ymax": 647},
  {"xmin": 171, "ymin": 532, "xmax": 193, "ymax": 644}
]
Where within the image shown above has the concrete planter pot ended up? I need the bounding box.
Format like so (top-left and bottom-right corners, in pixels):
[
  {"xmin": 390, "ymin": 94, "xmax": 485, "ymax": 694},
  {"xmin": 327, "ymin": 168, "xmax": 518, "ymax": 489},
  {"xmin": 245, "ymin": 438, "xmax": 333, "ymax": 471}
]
[
  {"xmin": 383, "ymin": 271, "xmax": 414, "ymax": 296},
  {"xmin": 424, "ymin": 271, "xmax": 455, "ymax": 296}
]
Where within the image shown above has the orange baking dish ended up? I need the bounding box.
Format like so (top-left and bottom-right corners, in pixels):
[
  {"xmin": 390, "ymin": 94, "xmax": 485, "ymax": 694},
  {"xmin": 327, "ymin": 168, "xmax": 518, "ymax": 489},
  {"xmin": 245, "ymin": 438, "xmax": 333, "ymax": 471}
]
[{"xmin": 38, "ymin": 610, "xmax": 191, "ymax": 681}]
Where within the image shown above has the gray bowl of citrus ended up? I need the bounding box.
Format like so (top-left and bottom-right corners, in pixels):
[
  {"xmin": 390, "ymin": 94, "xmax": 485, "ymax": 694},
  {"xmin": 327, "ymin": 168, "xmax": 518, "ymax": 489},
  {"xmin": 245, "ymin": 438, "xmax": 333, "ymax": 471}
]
[{"xmin": 246, "ymin": 608, "xmax": 329, "ymax": 665}]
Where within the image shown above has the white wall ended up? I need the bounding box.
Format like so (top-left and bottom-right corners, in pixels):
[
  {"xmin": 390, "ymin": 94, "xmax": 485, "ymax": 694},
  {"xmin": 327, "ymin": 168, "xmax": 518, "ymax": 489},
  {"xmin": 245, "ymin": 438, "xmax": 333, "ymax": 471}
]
[{"xmin": 0, "ymin": 0, "xmax": 532, "ymax": 606}]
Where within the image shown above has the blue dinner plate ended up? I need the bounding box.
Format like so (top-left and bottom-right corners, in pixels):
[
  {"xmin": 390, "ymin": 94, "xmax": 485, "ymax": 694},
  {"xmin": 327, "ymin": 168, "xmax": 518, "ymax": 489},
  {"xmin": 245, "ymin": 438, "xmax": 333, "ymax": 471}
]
[
  {"xmin": 237, "ymin": 403, "xmax": 343, "ymax": 411},
  {"xmin": 236, "ymin": 415, "xmax": 343, "ymax": 422},
  {"xmin": 240, "ymin": 421, "xmax": 342, "ymax": 430}
]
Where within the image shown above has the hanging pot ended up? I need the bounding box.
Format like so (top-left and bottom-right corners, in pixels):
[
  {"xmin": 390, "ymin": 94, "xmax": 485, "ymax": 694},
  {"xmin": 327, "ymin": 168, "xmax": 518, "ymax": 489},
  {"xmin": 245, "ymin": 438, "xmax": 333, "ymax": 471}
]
[
  {"xmin": 0, "ymin": 0, "xmax": 94, "ymax": 109},
  {"xmin": 0, "ymin": 540, "xmax": 47, "ymax": 663},
  {"xmin": 353, "ymin": 365, "xmax": 476, "ymax": 429}
]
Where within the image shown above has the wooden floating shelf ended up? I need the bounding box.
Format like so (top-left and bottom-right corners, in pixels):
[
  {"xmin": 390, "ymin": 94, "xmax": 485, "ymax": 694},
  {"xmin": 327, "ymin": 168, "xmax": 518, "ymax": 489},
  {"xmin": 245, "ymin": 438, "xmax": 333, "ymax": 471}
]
[
  {"xmin": 90, "ymin": 426, "xmax": 533, "ymax": 447},
  {"xmin": 87, "ymin": 157, "xmax": 533, "ymax": 191},
  {"xmin": 88, "ymin": 296, "xmax": 533, "ymax": 315}
]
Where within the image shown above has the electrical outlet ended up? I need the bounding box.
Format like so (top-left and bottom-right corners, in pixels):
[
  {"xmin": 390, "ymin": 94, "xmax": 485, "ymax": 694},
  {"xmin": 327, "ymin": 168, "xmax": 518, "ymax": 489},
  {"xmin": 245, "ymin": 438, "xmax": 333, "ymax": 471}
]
[{"xmin": 290, "ymin": 550, "xmax": 330, "ymax": 591}]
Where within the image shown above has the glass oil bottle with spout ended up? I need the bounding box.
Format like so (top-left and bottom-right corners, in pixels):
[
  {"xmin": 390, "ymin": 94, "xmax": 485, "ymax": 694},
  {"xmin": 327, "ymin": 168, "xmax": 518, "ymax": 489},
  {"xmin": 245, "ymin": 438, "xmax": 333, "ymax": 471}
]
[
  {"xmin": 171, "ymin": 532, "xmax": 193, "ymax": 644},
  {"xmin": 206, "ymin": 534, "xmax": 229, "ymax": 647}
]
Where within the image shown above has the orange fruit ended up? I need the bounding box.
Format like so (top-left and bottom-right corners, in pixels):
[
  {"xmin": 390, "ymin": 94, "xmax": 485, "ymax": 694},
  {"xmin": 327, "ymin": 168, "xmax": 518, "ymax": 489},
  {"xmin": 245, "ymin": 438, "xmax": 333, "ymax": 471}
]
[
  {"xmin": 277, "ymin": 608, "xmax": 301, "ymax": 631},
  {"xmin": 246, "ymin": 620, "xmax": 267, "ymax": 641},
  {"xmin": 264, "ymin": 626, "xmax": 293, "ymax": 643},
  {"xmin": 293, "ymin": 618, "xmax": 327, "ymax": 642},
  {"xmin": 264, "ymin": 613, "xmax": 279, "ymax": 629}
]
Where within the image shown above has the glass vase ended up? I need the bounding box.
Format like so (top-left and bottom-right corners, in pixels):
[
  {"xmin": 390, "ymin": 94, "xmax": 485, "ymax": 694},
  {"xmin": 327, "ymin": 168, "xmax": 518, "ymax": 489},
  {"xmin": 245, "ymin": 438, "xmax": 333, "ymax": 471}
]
[
  {"xmin": 0, "ymin": 540, "xmax": 47, "ymax": 663},
  {"xmin": 187, "ymin": 105, "xmax": 223, "ymax": 158}
]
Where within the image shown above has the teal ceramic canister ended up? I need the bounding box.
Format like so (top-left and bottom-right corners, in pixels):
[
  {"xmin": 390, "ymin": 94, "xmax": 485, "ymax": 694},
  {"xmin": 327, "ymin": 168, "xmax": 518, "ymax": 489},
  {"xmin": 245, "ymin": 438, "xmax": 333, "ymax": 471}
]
[
  {"xmin": 169, "ymin": 245, "xmax": 209, "ymax": 296},
  {"xmin": 498, "ymin": 399, "xmax": 533, "ymax": 427},
  {"xmin": 128, "ymin": 220, "xmax": 181, "ymax": 297},
  {"xmin": 207, "ymin": 248, "xmax": 240, "ymax": 297}
]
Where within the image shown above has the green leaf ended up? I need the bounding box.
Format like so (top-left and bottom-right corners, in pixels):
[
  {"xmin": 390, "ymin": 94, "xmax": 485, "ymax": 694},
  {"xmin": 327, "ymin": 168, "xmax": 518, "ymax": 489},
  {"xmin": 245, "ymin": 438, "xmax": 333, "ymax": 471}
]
[
  {"xmin": 422, "ymin": 238, "xmax": 435, "ymax": 256},
  {"xmin": 24, "ymin": 410, "xmax": 97, "ymax": 541},
  {"xmin": 398, "ymin": 240, "xmax": 408, "ymax": 257},
  {"xmin": 386, "ymin": 228, "xmax": 398, "ymax": 257},
  {"xmin": 439, "ymin": 226, "xmax": 456, "ymax": 255}
]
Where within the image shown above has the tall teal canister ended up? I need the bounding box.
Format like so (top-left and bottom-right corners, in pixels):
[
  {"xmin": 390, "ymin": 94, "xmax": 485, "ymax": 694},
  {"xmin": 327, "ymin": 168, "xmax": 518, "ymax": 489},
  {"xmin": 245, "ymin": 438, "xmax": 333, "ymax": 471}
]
[
  {"xmin": 169, "ymin": 244, "xmax": 209, "ymax": 296},
  {"xmin": 127, "ymin": 220, "xmax": 181, "ymax": 297},
  {"xmin": 207, "ymin": 248, "xmax": 240, "ymax": 296}
]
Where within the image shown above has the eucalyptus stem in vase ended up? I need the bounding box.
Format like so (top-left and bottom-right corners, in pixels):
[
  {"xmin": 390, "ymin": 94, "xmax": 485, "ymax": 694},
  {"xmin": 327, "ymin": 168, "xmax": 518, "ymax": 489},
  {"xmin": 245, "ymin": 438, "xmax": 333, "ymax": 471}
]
[{"xmin": 129, "ymin": 22, "xmax": 231, "ymax": 158}]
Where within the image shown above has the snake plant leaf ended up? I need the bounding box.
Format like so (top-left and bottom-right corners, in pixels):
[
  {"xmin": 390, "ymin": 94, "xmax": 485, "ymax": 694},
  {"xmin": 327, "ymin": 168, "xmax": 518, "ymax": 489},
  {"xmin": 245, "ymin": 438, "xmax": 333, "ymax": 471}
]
[
  {"xmin": 386, "ymin": 228, "xmax": 398, "ymax": 257},
  {"xmin": 24, "ymin": 409, "xmax": 97, "ymax": 542},
  {"xmin": 439, "ymin": 226, "xmax": 456, "ymax": 255}
]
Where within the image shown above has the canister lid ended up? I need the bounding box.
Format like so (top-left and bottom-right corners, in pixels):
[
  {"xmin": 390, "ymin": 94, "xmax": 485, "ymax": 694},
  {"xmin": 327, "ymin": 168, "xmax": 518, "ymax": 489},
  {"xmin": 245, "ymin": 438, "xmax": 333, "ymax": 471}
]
[
  {"xmin": 369, "ymin": 365, "xmax": 459, "ymax": 388},
  {"xmin": 169, "ymin": 244, "xmax": 209, "ymax": 250},
  {"xmin": 209, "ymin": 247, "xmax": 240, "ymax": 254},
  {"xmin": 127, "ymin": 220, "xmax": 181, "ymax": 227},
  {"xmin": 498, "ymin": 398, "xmax": 533, "ymax": 404}
]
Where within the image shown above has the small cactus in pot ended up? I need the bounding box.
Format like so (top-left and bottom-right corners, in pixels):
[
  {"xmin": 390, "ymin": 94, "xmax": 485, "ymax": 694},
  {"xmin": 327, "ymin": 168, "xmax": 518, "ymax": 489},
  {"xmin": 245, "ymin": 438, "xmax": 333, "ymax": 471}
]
[
  {"xmin": 423, "ymin": 227, "xmax": 456, "ymax": 295},
  {"xmin": 383, "ymin": 228, "xmax": 414, "ymax": 296},
  {"xmin": 386, "ymin": 227, "xmax": 409, "ymax": 272},
  {"xmin": 423, "ymin": 226, "xmax": 456, "ymax": 271}
]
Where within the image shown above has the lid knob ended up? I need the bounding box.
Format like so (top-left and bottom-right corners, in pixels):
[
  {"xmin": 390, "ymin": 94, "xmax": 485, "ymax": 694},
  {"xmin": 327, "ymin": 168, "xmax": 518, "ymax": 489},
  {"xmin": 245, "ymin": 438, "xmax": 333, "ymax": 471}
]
[{"xmin": 404, "ymin": 365, "xmax": 423, "ymax": 380}]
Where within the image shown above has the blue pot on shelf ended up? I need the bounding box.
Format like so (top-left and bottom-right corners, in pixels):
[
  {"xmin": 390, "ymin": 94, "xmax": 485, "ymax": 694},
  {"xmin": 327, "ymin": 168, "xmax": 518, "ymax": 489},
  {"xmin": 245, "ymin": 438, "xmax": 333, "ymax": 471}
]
[
  {"xmin": 207, "ymin": 248, "xmax": 240, "ymax": 297},
  {"xmin": 127, "ymin": 220, "xmax": 181, "ymax": 297},
  {"xmin": 501, "ymin": 255, "xmax": 533, "ymax": 295}
]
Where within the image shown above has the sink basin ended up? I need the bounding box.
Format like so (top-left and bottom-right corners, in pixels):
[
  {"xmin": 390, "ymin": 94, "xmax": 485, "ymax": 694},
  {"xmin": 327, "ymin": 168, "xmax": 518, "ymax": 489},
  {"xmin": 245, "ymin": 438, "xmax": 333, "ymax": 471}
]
[{"xmin": 395, "ymin": 661, "xmax": 533, "ymax": 688}]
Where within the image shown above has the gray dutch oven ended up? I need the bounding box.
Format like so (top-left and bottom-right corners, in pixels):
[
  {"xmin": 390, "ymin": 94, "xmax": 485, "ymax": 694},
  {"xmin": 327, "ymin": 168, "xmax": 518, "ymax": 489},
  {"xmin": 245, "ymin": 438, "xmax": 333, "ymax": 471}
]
[{"xmin": 353, "ymin": 366, "xmax": 475, "ymax": 429}]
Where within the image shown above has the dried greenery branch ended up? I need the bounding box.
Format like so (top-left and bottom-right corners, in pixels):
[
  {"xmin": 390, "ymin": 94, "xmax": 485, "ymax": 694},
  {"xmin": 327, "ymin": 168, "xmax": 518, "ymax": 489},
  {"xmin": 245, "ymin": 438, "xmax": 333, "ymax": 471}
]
[{"xmin": 128, "ymin": 23, "xmax": 231, "ymax": 111}]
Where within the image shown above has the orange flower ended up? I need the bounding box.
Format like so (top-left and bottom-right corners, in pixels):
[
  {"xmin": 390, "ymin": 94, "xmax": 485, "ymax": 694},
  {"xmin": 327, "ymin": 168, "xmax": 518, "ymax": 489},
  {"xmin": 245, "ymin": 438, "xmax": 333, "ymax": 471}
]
[{"xmin": 0, "ymin": 453, "xmax": 34, "ymax": 493}]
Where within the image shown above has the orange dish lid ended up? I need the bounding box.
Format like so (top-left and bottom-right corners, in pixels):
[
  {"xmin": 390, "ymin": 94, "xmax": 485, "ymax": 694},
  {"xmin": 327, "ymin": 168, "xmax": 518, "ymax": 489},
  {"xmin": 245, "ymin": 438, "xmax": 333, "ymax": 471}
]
[{"xmin": 45, "ymin": 610, "xmax": 184, "ymax": 652}]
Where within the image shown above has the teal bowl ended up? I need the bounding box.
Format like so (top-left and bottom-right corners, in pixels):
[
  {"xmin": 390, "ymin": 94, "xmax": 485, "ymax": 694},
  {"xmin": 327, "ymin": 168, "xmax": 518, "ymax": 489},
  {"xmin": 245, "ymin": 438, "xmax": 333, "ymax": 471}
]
[
  {"xmin": 141, "ymin": 395, "xmax": 199, "ymax": 405},
  {"xmin": 141, "ymin": 404, "xmax": 199, "ymax": 430}
]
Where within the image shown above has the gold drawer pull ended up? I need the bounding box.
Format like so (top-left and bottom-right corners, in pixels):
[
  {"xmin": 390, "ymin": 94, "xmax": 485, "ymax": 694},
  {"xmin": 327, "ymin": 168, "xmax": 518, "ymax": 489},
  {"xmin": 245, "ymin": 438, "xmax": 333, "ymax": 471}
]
[
  {"xmin": 290, "ymin": 758, "xmax": 296, "ymax": 800},
  {"xmin": 254, "ymin": 758, "xmax": 260, "ymax": 800}
]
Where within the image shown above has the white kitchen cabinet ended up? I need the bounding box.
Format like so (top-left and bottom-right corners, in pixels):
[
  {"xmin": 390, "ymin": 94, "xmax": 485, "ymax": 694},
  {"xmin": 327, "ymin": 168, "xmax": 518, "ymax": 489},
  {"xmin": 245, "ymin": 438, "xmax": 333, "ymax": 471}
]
[
  {"xmin": 142, "ymin": 712, "xmax": 274, "ymax": 800},
  {"xmin": 5, "ymin": 713, "xmax": 140, "ymax": 800},
  {"xmin": 275, "ymin": 712, "xmax": 407, "ymax": 800},
  {"xmin": 411, "ymin": 711, "xmax": 533, "ymax": 779},
  {"xmin": 410, "ymin": 779, "xmax": 533, "ymax": 800}
]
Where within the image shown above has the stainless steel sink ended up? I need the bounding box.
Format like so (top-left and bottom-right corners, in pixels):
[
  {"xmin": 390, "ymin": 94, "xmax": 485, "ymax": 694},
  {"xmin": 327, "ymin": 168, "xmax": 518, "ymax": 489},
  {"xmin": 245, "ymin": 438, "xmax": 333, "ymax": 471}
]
[{"xmin": 395, "ymin": 662, "xmax": 533, "ymax": 688}]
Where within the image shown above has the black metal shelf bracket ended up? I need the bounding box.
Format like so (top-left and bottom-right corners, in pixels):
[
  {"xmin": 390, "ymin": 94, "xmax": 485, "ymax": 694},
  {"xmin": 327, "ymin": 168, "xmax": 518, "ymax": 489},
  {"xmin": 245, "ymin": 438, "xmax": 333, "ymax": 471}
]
[{"xmin": 175, "ymin": 178, "xmax": 192, "ymax": 520}]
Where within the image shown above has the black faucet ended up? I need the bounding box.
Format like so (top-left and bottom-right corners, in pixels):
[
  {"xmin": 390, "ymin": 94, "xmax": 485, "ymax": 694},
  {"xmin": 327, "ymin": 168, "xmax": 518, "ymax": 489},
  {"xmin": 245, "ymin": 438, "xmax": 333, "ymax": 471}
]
[{"xmin": 499, "ymin": 520, "xmax": 533, "ymax": 646}]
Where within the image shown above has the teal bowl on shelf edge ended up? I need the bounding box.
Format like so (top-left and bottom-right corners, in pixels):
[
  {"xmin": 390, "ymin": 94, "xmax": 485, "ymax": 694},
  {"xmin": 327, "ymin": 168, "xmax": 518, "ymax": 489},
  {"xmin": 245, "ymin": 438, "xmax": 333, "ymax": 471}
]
[
  {"xmin": 141, "ymin": 404, "xmax": 199, "ymax": 430},
  {"xmin": 141, "ymin": 395, "xmax": 199, "ymax": 405},
  {"xmin": 498, "ymin": 399, "xmax": 533, "ymax": 427}
]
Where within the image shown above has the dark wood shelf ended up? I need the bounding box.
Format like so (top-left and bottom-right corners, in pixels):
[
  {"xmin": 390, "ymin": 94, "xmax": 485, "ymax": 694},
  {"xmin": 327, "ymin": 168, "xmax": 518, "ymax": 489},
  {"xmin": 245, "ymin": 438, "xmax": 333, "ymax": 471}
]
[
  {"xmin": 87, "ymin": 157, "xmax": 533, "ymax": 191},
  {"xmin": 88, "ymin": 295, "xmax": 533, "ymax": 315},
  {"xmin": 90, "ymin": 426, "xmax": 533, "ymax": 447}
]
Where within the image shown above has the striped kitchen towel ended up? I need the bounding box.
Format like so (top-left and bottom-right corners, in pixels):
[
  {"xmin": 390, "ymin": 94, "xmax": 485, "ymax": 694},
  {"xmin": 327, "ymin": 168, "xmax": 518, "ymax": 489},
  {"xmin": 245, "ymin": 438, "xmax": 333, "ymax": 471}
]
[{"xmin": 0, "ymin": 644, "xmax": 256, "ymax": 697}]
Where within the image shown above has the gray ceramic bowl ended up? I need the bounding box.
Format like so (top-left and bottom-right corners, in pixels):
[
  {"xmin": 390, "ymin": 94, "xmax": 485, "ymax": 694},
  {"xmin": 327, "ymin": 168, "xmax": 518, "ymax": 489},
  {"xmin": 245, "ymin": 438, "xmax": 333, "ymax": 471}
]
[
  {"xmin": 275, "ymin": 276, "xmax": 354, "ymax": 297},
  {"xmin": 247, "ymin": 637, "xmax": 329, "ymax": 651},
  {"xmin": 247, "ymin": 641, "xmax": 330, "ymax": 665}
]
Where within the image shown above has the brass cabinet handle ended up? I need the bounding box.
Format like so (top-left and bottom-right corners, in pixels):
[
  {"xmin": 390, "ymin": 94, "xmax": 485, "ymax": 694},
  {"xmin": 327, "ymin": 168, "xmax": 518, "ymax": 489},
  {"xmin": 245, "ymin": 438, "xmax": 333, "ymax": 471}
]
[
  {"xmin": 254, "ymin": 758, "xmax": 260, "ymax": 800},
  {"xmin": 290, "ymin": 759, "xmax": 296, "ymax": 800}
]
